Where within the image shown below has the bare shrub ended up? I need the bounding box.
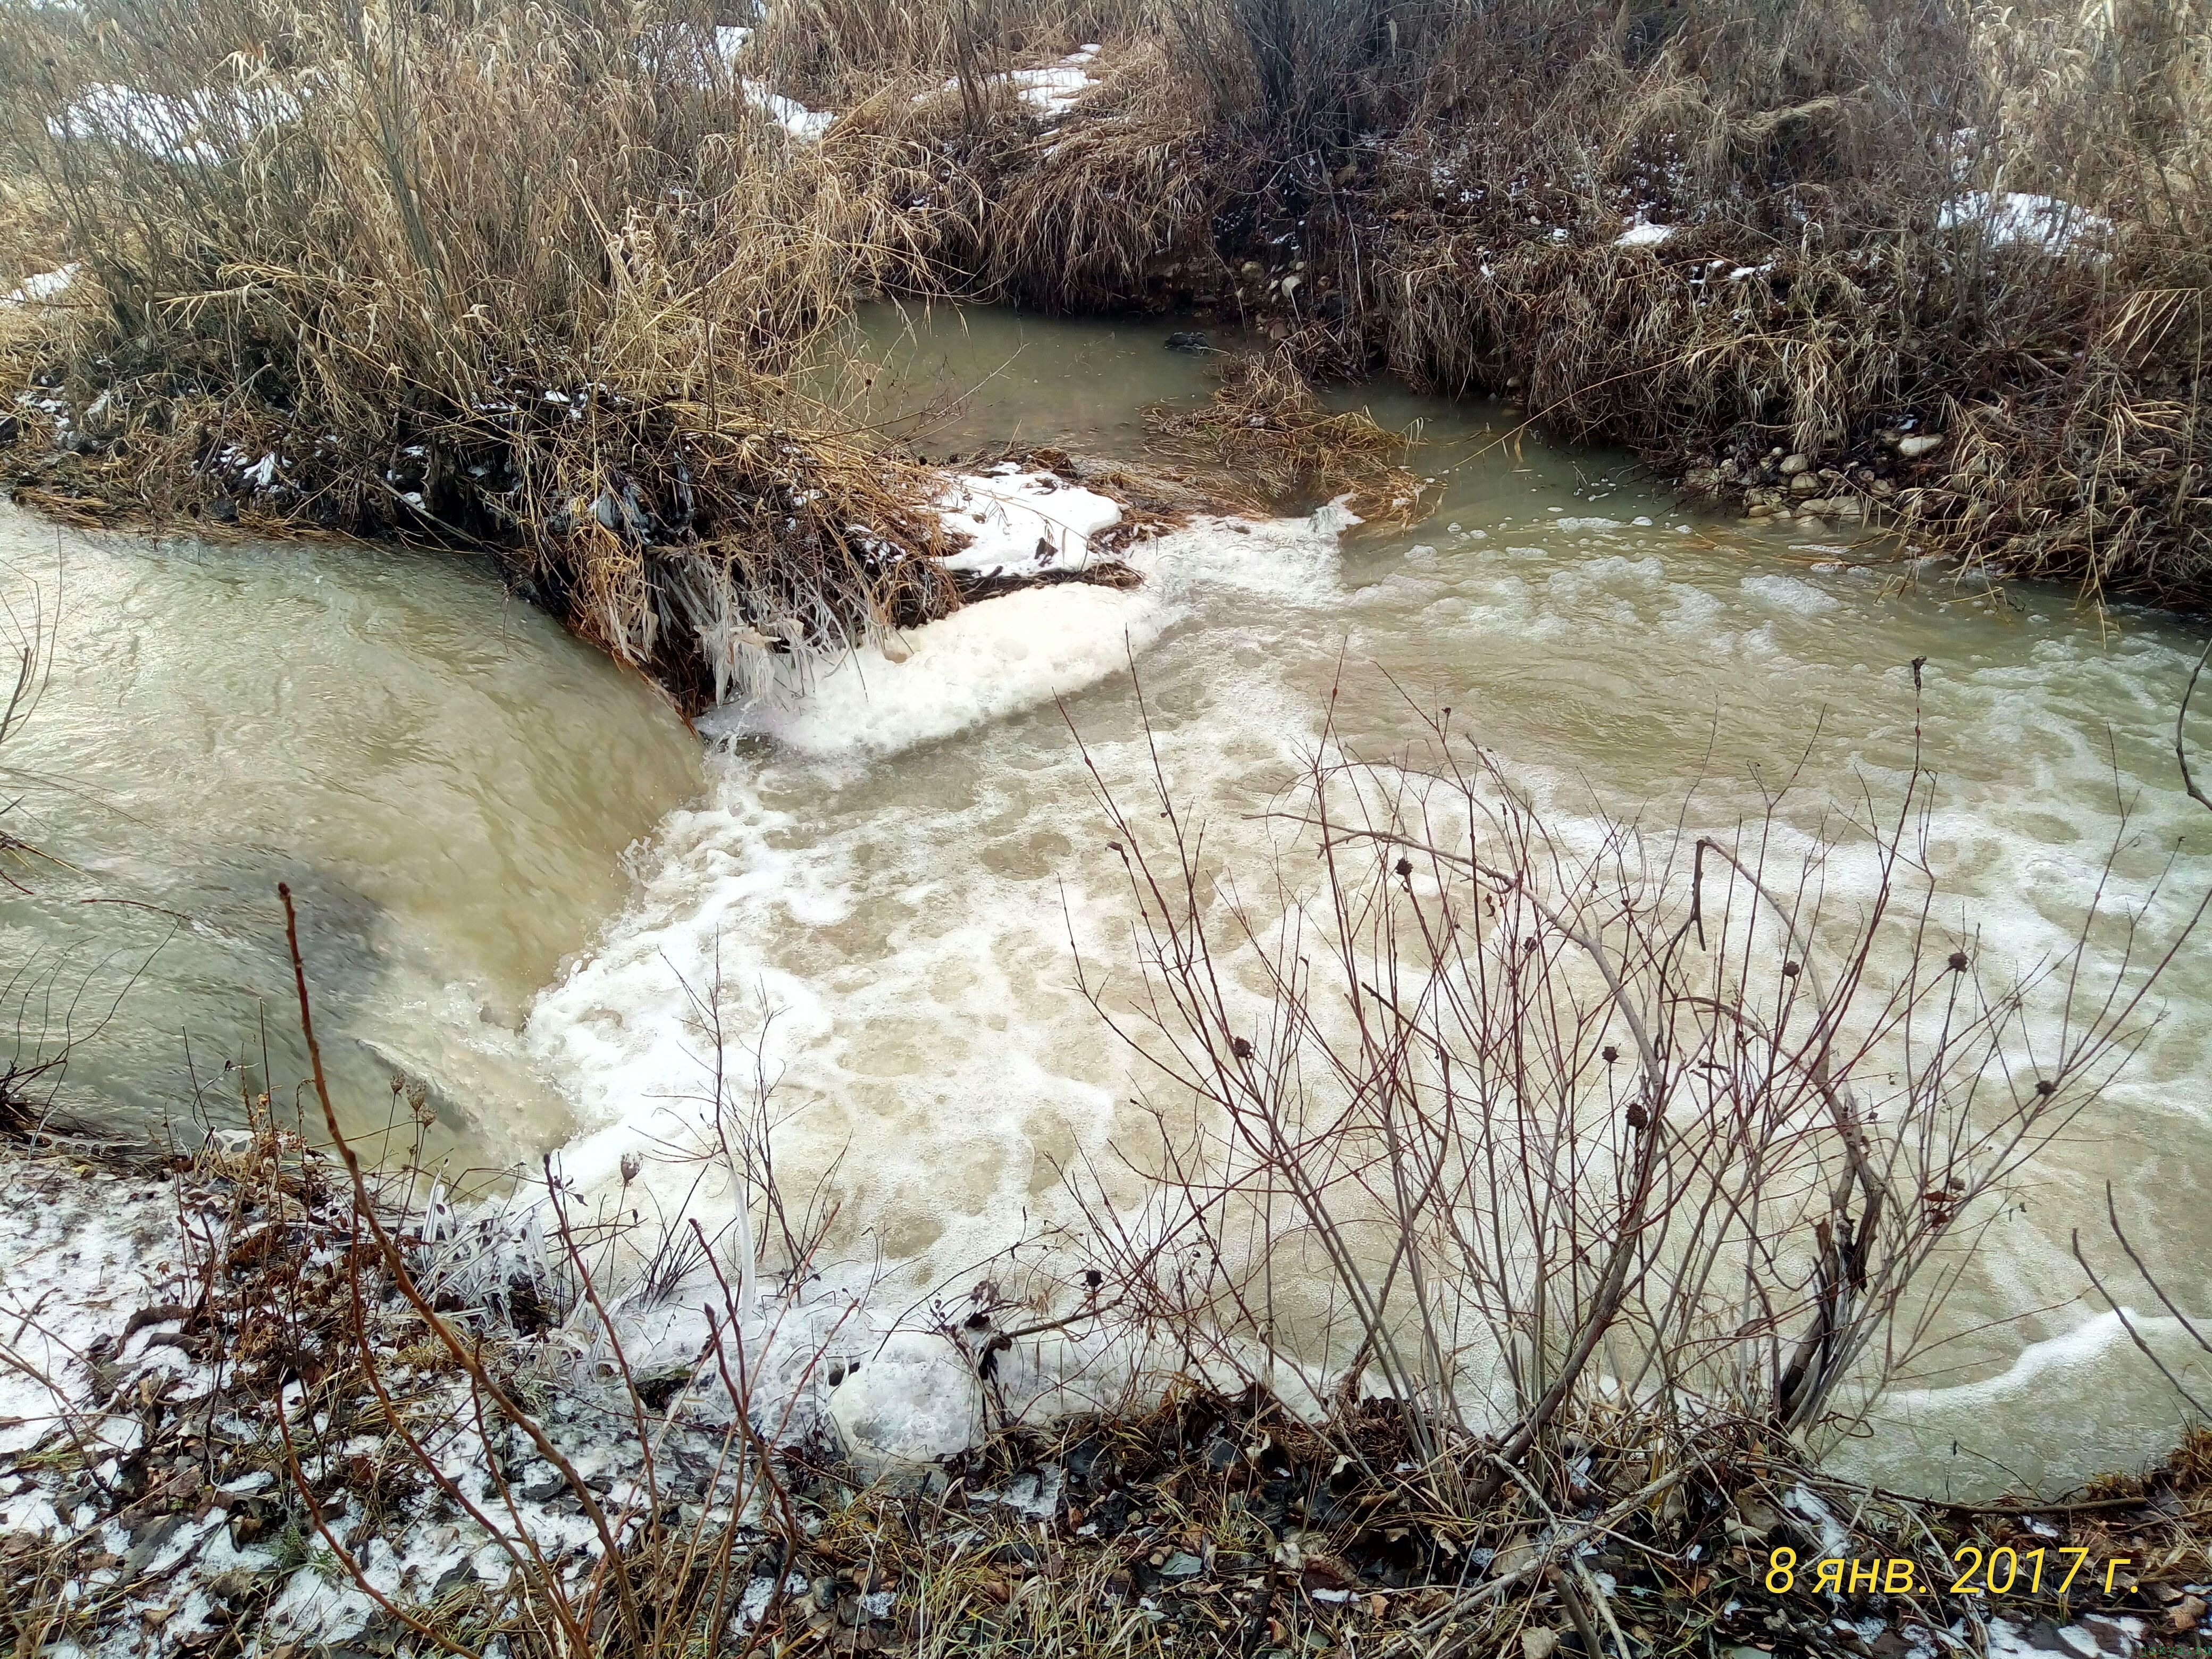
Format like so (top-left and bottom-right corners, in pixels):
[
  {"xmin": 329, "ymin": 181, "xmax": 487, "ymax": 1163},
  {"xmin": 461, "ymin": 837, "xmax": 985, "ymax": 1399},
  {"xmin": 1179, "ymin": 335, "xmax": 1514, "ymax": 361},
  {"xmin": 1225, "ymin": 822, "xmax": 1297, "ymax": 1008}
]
[{"xmin": 1062, "ymin": 688, "xmax": 2201, "ymax": 1489}]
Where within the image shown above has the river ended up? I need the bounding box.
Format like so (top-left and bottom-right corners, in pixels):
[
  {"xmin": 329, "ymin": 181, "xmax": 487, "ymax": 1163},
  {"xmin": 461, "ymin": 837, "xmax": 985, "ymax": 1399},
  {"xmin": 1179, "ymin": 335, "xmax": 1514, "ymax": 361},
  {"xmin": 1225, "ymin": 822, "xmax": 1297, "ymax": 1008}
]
[{"xmin": 3, "ymin": 305, "xmax": 2206, "ymax": 1498}]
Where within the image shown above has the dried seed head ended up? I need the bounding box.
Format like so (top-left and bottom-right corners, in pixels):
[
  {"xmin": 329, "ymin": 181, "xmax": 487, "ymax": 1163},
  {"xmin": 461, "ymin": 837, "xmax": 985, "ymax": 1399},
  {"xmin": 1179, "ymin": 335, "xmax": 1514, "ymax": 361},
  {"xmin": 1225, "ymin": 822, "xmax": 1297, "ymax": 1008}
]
[
  {"xmin": 1231, "ymin": 1036, "xmax": 1254, "ymax": 1060},
  {"xmin": 619, "ymin": 1151, "xmax": 642, "ymax": 1185},
  {"xmin": 1395, "ymin": 856, "xmax": 1412, "ymax": 877},
  {"xmin": 1947, "ymin": 951, "xmax": 1969, "ymax": 971},
  {"xmin": 1602, "ymin": 1045, "xmax": 1620, "ymax": 1064},
  {"xmin": 1781, "ymin": 961, "xmax": 1802, "ymax": 978},
  {"xmin": 2034, "ymin": 1079, "xmax": 2056, "ymax": 1097}
]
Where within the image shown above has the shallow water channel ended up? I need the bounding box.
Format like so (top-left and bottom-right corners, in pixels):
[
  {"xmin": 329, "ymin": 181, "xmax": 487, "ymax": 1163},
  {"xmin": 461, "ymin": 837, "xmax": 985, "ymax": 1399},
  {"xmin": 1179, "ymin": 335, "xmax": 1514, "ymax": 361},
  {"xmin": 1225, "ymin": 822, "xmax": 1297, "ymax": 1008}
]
[{"xmin": 5, "ymin": 305, "xmax": 2208, "ymax": 1497}]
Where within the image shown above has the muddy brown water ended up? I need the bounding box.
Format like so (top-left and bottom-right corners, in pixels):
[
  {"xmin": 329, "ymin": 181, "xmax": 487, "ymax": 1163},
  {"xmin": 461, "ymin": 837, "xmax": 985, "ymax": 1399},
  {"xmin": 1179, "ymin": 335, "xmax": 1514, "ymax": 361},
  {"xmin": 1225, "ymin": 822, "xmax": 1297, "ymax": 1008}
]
[{"xmin": 4, "ymin": 304, "xmax": 2206, "ymax": 1496}]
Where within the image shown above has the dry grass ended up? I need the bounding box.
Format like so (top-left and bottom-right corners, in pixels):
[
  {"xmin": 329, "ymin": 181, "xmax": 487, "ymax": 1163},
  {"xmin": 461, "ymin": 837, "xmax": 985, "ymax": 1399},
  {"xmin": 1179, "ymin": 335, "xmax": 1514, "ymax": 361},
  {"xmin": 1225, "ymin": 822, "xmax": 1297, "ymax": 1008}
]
[
  {"xmin": 0, "ymin": 0, "xmax": 984, "ymax": 711},
  {"xmin": 1336, "ymin": 0, "xmax": 2212, "ymax": 598},
  {"xmin": 8, "ymin": 0, "xmax": 2207, "ymax": 650}
]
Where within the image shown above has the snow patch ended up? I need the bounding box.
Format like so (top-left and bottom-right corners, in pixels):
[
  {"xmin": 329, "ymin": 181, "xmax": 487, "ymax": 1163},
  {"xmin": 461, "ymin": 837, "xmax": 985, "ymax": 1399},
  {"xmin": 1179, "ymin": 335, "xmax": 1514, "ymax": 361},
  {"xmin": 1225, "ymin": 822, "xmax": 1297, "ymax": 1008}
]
[
  {"xmin": 1940, "ymin": 191, "xmax": 2112, "ymax": 257},
  {"xmin": 52, "ymin": 81, "xmax": 297, "ymax": 164},
  {"xmin": 2, "ymin": 264, "xmax": 82, "ymax": 308},
  {"xmin": 742, "ymin": 80, "xmax": 833, "ymax": 141},
  {"xmin": 937, "ymin": 467, "xmax": 1122, "ymax": 577},
  {"xmin": 0, "ymin": 1161, "xmax": 174, "ymax": 1461},
  {"xmin": 949, "ymin": 46, "xmax": 1102, "ymax": 119},
  {"xmin": 1615, "ymin": 219, "xmax": 1673, "ymax": 248}
]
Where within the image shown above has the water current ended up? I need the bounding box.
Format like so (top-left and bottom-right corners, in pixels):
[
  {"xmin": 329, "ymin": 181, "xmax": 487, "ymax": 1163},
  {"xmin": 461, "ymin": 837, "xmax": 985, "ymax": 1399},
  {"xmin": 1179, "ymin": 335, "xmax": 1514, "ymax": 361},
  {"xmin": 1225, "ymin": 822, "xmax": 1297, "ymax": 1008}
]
[{"xmin": 3, "ymin": 304, "xmax": 2206, "ymax": 1497}]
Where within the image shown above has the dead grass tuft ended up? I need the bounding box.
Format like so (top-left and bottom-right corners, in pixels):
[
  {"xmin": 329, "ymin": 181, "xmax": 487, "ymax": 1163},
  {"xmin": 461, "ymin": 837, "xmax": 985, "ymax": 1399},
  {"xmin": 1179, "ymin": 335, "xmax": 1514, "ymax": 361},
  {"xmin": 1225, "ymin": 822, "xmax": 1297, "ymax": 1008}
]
[{"xmin": 1143, "ymin": 349, "xmax": 1427, "ymax": 523}]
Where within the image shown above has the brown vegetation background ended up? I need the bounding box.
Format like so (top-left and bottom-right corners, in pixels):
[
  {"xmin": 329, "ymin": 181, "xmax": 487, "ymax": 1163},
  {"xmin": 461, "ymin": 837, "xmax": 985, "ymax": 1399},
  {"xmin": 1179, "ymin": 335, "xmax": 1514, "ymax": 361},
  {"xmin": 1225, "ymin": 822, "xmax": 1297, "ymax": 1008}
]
[{"xmin": 1, "ymin": 0, "xmax": 2207, "ymax": 705}]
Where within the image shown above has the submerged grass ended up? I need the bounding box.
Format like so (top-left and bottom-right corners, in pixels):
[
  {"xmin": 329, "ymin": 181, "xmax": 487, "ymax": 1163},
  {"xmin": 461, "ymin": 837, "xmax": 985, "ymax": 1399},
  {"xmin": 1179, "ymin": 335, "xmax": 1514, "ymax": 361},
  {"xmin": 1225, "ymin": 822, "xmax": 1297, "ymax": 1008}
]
[{"xmin": 1142, "ymin": 349, "xmax": 1428, "ymax": 523}]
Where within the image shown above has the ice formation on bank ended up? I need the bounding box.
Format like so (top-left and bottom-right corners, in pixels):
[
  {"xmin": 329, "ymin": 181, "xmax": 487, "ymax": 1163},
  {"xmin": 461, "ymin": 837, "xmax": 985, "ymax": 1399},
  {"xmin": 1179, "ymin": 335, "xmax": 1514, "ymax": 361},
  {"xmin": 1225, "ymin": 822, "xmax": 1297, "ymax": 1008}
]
[{"xmin": 700, "ymin": 579, "xmax": 1170, "ymax": 755}]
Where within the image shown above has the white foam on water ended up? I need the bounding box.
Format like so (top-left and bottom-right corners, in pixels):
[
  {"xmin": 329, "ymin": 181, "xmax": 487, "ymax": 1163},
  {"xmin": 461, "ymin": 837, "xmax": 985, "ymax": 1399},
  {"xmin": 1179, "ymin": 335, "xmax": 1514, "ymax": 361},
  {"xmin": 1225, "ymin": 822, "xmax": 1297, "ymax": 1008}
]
[
  {"xmin": 525, "ymin": 440, "xmax": 2212, "ymax": 1488},
  {"xmin": 1738, "ymin": 571, "xmax": 1842, "ymax": 613},
  {"xmin": 701, "ymin": 580, "xmax": 1167, "ymax": 757},
  {"xmin": 532, "ymin": 508, "xmax": 1352, "ymax": 1299}
]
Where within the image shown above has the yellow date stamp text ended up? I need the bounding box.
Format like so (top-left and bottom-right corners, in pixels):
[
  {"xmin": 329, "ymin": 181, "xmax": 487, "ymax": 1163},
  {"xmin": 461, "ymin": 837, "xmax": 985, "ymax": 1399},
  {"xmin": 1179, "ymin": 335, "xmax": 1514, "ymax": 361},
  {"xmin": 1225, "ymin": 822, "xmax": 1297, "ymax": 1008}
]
[{"xmin": 1767, "ymin": 1546, "xmax": 2134, "ymax": 1598}]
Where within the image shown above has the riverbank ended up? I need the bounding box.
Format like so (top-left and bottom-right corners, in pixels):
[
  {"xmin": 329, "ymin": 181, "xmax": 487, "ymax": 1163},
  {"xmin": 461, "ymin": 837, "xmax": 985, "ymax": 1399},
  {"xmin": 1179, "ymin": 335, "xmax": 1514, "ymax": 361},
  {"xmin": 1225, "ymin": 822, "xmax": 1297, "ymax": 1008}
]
[
  {"xmin": 3, "ymin": 0, "xmax": 2208, "ymax": 722},
  {"xmin": 6, "ymin": 1125, "xmax": 2209, "ymax": 1659}
]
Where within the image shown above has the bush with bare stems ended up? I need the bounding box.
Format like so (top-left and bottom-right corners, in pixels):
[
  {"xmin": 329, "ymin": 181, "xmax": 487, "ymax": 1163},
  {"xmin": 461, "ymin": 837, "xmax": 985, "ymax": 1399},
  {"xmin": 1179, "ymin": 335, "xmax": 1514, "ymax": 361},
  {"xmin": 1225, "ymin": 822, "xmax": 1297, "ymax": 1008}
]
[{"xmin": 1058, "ymin": 689, "xmax": 2200, "ymax": 1495}]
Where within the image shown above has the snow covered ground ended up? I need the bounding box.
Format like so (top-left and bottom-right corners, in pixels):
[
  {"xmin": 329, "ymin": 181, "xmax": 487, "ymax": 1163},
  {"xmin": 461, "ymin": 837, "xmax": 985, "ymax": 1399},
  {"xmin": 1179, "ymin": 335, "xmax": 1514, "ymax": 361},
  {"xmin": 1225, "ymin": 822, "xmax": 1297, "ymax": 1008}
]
[{"xmin": 0, "ymin": 1138, "xmax": 1146, "ymax": 1652}]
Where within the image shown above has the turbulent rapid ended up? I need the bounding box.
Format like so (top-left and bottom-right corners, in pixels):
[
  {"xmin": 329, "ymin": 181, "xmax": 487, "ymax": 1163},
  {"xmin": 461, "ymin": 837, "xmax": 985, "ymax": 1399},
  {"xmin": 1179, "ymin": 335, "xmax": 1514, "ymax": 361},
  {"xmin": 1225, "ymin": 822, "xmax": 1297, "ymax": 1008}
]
[{"xmin": 5, "ymin": 307, "xmax": 2207, "ymax": 1498}]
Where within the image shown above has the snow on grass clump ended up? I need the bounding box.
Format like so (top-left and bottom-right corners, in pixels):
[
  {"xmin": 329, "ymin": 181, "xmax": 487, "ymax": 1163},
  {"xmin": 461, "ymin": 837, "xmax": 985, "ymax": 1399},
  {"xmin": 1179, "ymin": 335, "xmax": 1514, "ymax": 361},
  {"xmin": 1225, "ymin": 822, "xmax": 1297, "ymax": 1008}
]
[
  {"xmin": 50, "ymin": 81, "xmax": 298, "ymax": 164},
  {"xmin": 742, "ymin": 80, "xmax": 834, "ymax": 141},
  {"xmin": 945, "ymin": 45, "xmax": 1103, "ymax": 119},
  {"xmin": 1614, "ymin": 217, "xmax": 1673, "ymax": 247},
  {"xmin": 936, "ymin": 464, "xmax": 1122, "ymax": 577}
]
